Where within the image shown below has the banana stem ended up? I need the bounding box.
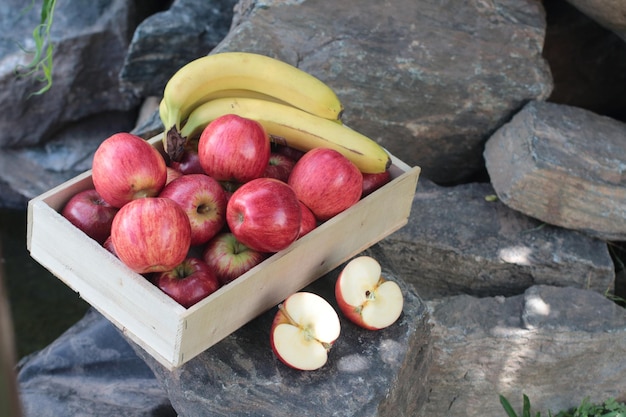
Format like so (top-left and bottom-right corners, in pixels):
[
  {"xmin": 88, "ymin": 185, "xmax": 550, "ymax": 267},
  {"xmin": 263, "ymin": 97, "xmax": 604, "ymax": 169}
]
[{"xmin": 166, "ymin": 127, "xmax": 187, "ymax": 162}]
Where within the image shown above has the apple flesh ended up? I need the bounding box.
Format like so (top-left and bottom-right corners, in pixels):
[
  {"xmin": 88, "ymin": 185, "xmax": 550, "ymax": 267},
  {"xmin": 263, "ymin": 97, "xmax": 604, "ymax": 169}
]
[
  {"xmin": 288, "ymin": 148, "xmax": 363, "ymax": 221},
  {"xmin": 111, "ymin": 197, "xmax": 191, "ymax": 274},
  {"xmin": 153, "ymin": 257, "xmax": 221, "ymax": 308},
  {"xmin": 92, "ymin": 132, "xmax": 167, "ymax": 208},
  {"xmin": 270, "ymin": 292, "xmax": 341, "ymax": 371},
  {"xmin": 202, "ymin": 232, "xmax": 266, "ymax": 285},
  {"xmin": 198, "ymin": 114, "xmax": 270, "ymax": 183},
  {"xmin": 61, "ymin": 188, "xmax": 119, "ymax": 244},
  {"xmin": 335, "ymin": 256, "xmax": 403, "ymax": 330}
]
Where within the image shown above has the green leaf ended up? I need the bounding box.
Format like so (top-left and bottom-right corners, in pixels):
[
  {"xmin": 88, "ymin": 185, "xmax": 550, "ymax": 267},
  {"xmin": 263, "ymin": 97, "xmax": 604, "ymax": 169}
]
[
  {"xmin": 14, "ymin": 0, "xmax": 58, "ymax": 96},
  {"xmin": 500, "ymin": 395, "xmax": 520, "ymax": 417},
  {"xmin": 523, "ymin": 394, "xmax": 532, "ymax": 417}
]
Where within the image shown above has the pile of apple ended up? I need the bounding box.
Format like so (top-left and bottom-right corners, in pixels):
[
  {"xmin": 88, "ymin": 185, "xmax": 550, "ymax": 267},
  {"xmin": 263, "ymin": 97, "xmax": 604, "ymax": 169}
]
[{"xmin": 60, "ymin": 114, "xmax": 398, "ymax": 369}]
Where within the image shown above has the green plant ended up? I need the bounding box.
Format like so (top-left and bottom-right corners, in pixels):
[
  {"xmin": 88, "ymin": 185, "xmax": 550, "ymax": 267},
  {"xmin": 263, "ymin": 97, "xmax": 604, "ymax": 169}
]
[
  {"xmin": 15, "ymin": 0, "xmax": 57, "ymax": 96},
  {"xmin": 500, "ymin": 394, "xmax": 545, "ymax": 417},
  {"xmin": 500, "ymin": 394, "xmax": 626, "ymax": 417}
]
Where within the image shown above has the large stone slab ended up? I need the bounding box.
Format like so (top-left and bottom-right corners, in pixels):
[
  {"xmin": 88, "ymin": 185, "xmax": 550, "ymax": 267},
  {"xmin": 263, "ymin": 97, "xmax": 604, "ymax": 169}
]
[
  {"xmin": 422, "ymin": 285, "xmax": 626, "ymax": 416},
  {"xmin": 378, "ymin": 178, "xmax": 614, "ymax": 300},
  {"xmin": 484, "ymin": 100, "xmax": 626, "ymax": 241},
  {"xmin": 543, "ymin": 0, "xmax": 626, "ymax": 122},
  {"xmin": 130, "ymin": 250, "xmax": 431, "ymax": 417},
  {"xmin": 120, "ymin": 0, "xmax": 238, "ymax": 97},
  {"xmin": 0, "ymin": 110, "xmax": 138, "ymax": 209},
  {"xmin": 0, "ymin": 0, "xmax": 156, "ymax": 148},
  {"xmin": 17, "ymin": 309, "xmax": 176, "ymax": 417},
  {"xmin": 215, "ymin": 0, "xmax": 552, "ymax": 184}
]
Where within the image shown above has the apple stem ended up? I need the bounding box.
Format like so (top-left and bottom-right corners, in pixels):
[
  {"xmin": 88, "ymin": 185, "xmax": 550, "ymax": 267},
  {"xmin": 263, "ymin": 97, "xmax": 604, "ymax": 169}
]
[{"xmin": 173, "ymin": 262, "xmax": 192, "ymax": 279}]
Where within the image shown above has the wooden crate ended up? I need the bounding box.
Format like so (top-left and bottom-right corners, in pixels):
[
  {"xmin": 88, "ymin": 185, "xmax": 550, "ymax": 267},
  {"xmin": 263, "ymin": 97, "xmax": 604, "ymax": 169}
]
[{"xmin": 26, "ymin": 133, "xmax": 420, "ymax": 369}]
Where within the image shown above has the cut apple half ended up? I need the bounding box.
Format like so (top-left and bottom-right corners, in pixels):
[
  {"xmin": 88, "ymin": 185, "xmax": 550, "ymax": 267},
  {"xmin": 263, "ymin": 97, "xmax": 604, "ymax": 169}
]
[
  {"xmin": 270, "ymin": 292, "xmax": 341, "ymax": 371},
  {"xmin": 335, "ymin": 256, "xmax": 404, "ymax": 330}
]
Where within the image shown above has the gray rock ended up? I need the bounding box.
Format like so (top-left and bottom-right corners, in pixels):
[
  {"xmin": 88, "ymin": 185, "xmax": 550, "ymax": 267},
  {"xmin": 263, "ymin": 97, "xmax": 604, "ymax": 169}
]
[
  {"xmin": 17, "ymin": 308, "xmax": 176, "ymax": 417},
  {"xmin": 215, "ymin": 0, "xmax": 552, "ymax": 184},
  {"xmin": 378, "ymin": 178, "xmax": 614, "ymax": 300},
  {"xmin": 484, "ymin": 101, "xmax": 626, "ymax": 241},
  {"xmin": 131, "ymin": 250, "xmax": 431, "ymax": 417},
  {"xmin": 120, "ymin": 0, "xmax": 238, "ymax": 97},
  {"xmin": 0, "ymin": 110, "xmax": 138, "ymax": 209},
  {"xmin": 565, "ymin": 0, "xmax": 626, "ymax": 42},
  {"xmin": 422, "ymin": 285, "xmax": 626, "ymax": 416},
  {"xmin": 0, "ymin": 0, "xmax": 148, "ymax": 149},
  {"xmin": 543, "ymin": 0, "xmax": 626, "ymax": 122}
]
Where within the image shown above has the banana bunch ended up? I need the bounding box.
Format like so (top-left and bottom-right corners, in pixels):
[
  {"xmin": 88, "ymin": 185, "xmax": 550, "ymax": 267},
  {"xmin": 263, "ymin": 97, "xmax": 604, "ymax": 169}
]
[{"xmin": 160, "ymin": 51, "xmax": 391, "ymax": 173}]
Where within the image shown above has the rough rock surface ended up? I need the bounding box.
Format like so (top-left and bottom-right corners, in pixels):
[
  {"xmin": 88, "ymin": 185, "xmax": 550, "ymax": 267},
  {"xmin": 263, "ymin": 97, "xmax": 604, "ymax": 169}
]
[
  {"xmin": 6, "ymin": 0, "xmax": 626, "ymax": 415},
  {"xmin": 543, "ymin": 0, "xmax": 626, "ymax": 122},
  {"xmin": 565, "ymin": 0, "xmax": 626, "ymax": 42},
  {"xmin": 422, "ymin": 285, "xmax": 626, "ymax": 416},
  {"xmin": 215, "ymin": 0, "xmax": 552, "ymax": 184},
  {"xmin": 0, "ymin": 0, "xmax": 154, "ymax": 148},
  {"xmin": 130, "ymin": 251, "xmax": 431, "ymax": 417},
  {"xmin": 120, "ymin": 0, "xmax": 238, "ymax": 97},
  {"xmin": 378, "ymin": 178, "xmax": 614, "ymax": 300},
  {"xmin": 0, "ymin": 0, "xmax": 171, "ymax": 209},
  {"xmin": 0, "ymin": 110, "xmax": 138, "ymax": 209},
  {"xmin": 17, "ymin": 309, "xmax": 176, "ymax": 417},
  {"xmin": 484, "ymin": 100, "xmax": 626, "ymax": 241}
]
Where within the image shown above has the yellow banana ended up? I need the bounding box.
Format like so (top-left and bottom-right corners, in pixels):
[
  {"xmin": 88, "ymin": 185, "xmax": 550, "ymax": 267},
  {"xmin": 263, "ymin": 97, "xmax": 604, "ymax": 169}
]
[
  {"xmin": 179, "ymin": 97, "xmax": 391, "ymax": 174},
  {"xmin": 158, "ymin": 88, "xmax": 296, "ymax": 131},
  {"xmin": 161, "ymin": 52, "xmax": 343, "ymax": 131}
]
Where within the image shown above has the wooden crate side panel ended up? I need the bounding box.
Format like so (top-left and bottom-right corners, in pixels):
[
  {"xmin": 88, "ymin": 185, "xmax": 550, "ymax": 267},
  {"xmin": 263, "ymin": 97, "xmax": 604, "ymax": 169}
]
[
  {"xmin": 28, "ymin": 200, "xmax": 185, "ymax": 366},
  {"xmin": 26, "ymin": 171, "xmax": 94, "ymax": 251},
  {"xmin": 177, "ymin": 165, "xmax": 420, "ymax": 365}
]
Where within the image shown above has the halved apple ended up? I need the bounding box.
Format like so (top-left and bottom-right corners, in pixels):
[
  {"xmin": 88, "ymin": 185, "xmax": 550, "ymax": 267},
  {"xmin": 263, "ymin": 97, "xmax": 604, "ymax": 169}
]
[
  {"xmin": 335, "ymin": 256, "xmax": 404, "ymax": 330},
  {"xmin": 270, "ymin": 292, "xmax": 341, "ymax": 371}
]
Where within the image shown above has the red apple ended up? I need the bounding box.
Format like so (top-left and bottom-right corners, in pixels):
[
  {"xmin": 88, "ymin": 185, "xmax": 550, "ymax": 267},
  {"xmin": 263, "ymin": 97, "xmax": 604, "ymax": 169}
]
[
  {"xmin": 275, "ymin": 144, "xmax": 305, "ymax": 161},
  {"xmin": 92, "ymin": 132, "xmax": 167, "ymax": 208},
  {"xmin": 335, "ymin": 256, "xmax": 403, "ymax": 330},
  {"xmin": 288, "ymin": 148, "xmax": 363, "ymax": 221},
  {"xmin": 61, "ymin": 188, "xmax": 119, "ymax": 244},
  {"xmin": 226, "ymin": 178, "xmax": 301, "ymax": 253},
  {"xmin": 198, "ymin": 114, "xmax": 271, "ymax": 183},
  {"xmin": 298, "ymin": 201, "xmax": 317, "ymax": 238},
  {"xmin": 270, "ymin": 292, "xmax": 341, "ymax": 371},
  {"xmin": 103, "ymin": 235, "xmax": 117, "ymax": 256},
  {"xmin": 111, "ymin": 197, "xmax": 191, "ymax": 274},
  {"xmin": 153, "ymin": 257, "xmax": 221, "ymax": 308},
  {"xmin": 170, "ymin": 149, "xmax": 205, "ymax": 175},
  {"xmin": 166, "ymin": 167, "xmax": 183, "ymax": 185},
  {"xmin": 361, "ymin": 170, "xmax": 392, "ymax": 197},
  {"xmin": 263, "ymin": 152, "xmax": 296, "ymax": 183},
  {"xmin": 202, "ymin": 232, "xmax": 266, "ymax": 285},
  {"xmin": 159, "ymin": 174, "xmax": 227, "ymax": 246}
]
